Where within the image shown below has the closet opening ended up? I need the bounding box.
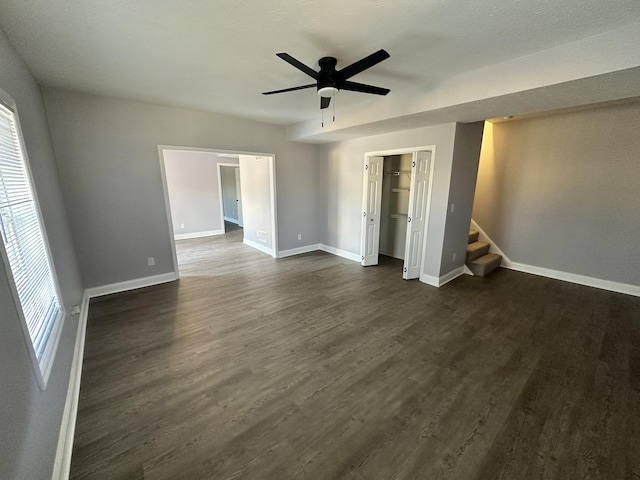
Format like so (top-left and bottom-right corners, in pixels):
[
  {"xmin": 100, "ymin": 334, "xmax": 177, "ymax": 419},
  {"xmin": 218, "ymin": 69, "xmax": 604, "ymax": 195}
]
[
  {"xmin": 379, "ymin": 154, "xmax": 412, "ymax": 261},
  {"xmin": 361, "ymin": 148, "xmax": 434, "ymax": 280}
]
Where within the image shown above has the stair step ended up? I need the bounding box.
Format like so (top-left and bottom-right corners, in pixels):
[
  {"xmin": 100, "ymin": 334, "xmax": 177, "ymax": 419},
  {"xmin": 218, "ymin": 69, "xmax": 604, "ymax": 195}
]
[
  {"xmin": 468, "ymin": 229, "xmax": 479, "ymax": 244},
  {"xmin": 469, "ymin": 253, "xmax": 502, "ymax": 277},
  {"xmin": 466, "ymin": 241, "xmax": 490, "ymax": 263}
]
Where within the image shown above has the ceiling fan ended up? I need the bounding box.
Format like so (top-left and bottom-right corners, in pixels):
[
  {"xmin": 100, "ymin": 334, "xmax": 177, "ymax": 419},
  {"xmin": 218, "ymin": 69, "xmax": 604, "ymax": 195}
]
[{"xmin": 262, "ymin": 49, "xmax": 391, "ymax": 111}]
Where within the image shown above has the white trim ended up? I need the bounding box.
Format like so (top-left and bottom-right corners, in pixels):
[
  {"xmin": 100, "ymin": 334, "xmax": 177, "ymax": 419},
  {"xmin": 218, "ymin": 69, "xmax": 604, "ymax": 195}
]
[
  {"xmin": 420, "ymin": 266, "xmax": 465, "ymax": 287},
  {"xmin": 157, "ymin": 144, "xmax": 274, "ymax": 158},
  {"xmin": 224, "ymin": 216, "xmax": 240, "ymax": 224},
  {"xmin": 505, "ymin": 262, "xmax": 640, "ymax": 297},
  {"xmin": 157, "ymin": 146, "xmax": 180, "ymax": 278},
  {"xmin": 471, "ymin": 218, "xmax": 639, "ymax": 296},
  {"xmin": 270, "ymin": 156, "xmax": 279, "ymax": 257},
  {"xmin": 363, "ymin": 145, "xmax": 438, "ymax": 157},
  {"xmin": 51, "ymin": 293, "xmax": 89, "ymax": 480},
  {"xmin": 174, "ymin": 229, "xmax": 224, "ymax": 240},
  {"xmin": 469, "ymin": 218, "xmax": 512, "ymax": 266},
  {"xmin": 360, "ymin": 145, "xmax": 437, "ymax": 276},
  {"xmin": 0, "ymin": 88, "xmax": 66, "ymax": 390},
  {"xmin": 84, "ymin": 272, "xmax": 177, "ymax": 299},
  {"xmin": 319, "ymin": 244, "xmax": 361, "ymax": 262},
  {"xmin": 420, "ymin": 273, "xmax": 439, "ymax": 287},
  {"xmin": 159, "ymin": 146, "xmax": 277, "ymax": 275},
  {"xmin": 277, "ymin": 243, "xmax": 362, "ymax": 262},
  {"xmin": 278, "ymin": 244, "xmax": 322, "ymax": 258},
  {"xmin": 243, "ymin": 238, "xmax": 275, "ymax": 257}
]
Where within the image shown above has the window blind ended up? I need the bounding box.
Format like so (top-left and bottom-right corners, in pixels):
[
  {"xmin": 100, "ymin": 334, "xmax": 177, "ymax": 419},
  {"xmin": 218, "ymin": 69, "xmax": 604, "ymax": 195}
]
[{"xmin": 0, "ymin": 102, "xmax": 61, "ymax": 365}]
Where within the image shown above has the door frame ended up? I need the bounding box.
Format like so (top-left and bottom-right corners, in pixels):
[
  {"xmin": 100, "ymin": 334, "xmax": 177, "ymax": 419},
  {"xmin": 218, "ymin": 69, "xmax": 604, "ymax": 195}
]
[
  {"xmin": 217, "ymin": 162, "xmax": 242, "ymax": 231},
  {"xmin": 158, "ymin": 145, "xmax": 278, "ymax": 277},
  {"xmin": 360, "ymin": 145, "xmax": 436, "ymax": 278}
]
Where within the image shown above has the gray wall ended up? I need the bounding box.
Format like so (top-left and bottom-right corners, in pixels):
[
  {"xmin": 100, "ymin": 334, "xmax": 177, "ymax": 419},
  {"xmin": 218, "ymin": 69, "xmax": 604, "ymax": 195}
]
[
  {"xmin": 0, "ymin": 28, "xmax": 83, "ymax": 479},
  {"xmin": 440, "ymin": 122, "xmax": 485, "ymax": 275},
  {"xmin": 164, "ymin": 150, "xmax": 238, "ymax": 236},
  {"xmin": 220, "ymin": 166, "xmax": 239, "ymax": 223},
  {"xmin": 42, "ymin": 89, "xmax": 319, "ymax": 288},
  {"xmin": 318, "ymin": 124, "xmax": 458, "ymax": 279},
  {"xmin": 473, "ymin": 104, "xmax": 640, "ymax": 286}
]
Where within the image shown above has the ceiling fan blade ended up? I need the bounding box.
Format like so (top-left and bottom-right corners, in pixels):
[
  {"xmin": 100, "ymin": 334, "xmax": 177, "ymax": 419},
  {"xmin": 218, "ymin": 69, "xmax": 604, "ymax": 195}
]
[
  {"xmin": 338, "ymin": 49, "xmax": 390, "ymax": 80},
  {"xmin": 262, "ymin": 84, "xmax": 316, "ymax": 95},
  {"xmin": 276, "ymin": 53, "xmax": 319, "ymax": 79},
  {"xmin": 340, "ymin": 81, "xmax": 390, "ymax": 96},
  {"xmin": 320, "ymin": 97, "xmax": 331, "ymax": 109}
]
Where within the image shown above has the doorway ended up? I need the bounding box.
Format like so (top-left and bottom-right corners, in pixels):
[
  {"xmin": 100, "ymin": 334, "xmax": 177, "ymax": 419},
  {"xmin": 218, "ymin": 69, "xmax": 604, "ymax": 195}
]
[
  {"xmin": 361, "ymin": 147, "xmax": 435, "ymax": 280},
  {"xmin": 218, "ymin": 164, "xmax": 243, "ymax": 228},
  {"xmin": 158, "ymin": 146, "xmax": 278, "ymax": 277}
]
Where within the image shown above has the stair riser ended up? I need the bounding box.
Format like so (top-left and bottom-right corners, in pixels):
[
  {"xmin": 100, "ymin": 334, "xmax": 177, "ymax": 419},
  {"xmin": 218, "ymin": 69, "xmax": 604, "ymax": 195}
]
[
  {"xmin": 466, "ymin": 244, "xmax": 490, "ymax": 263},
  {"xmin": 468, "ymin": 231, "xmax": 479, "ymax": 244},
  {"xmin": 469, "ymin": 255, "xmax": 502, "ymax": 277}
]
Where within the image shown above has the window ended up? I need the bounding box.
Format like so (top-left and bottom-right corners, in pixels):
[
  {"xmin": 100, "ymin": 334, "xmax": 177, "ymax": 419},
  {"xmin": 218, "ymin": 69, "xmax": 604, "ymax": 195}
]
[{"xmin": 0, "ymin": 94, "xmax": 64, "ymax": 389}]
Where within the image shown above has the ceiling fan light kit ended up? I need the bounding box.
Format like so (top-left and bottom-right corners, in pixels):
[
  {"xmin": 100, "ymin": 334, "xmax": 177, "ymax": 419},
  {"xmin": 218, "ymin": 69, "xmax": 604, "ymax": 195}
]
[
  {"xmin": 317, "ymin": 86, "xmax": 339, "ymax": 98},
  {"xmin": 263, "ymin": 49, "xmax": 391, "ymax": 126}
]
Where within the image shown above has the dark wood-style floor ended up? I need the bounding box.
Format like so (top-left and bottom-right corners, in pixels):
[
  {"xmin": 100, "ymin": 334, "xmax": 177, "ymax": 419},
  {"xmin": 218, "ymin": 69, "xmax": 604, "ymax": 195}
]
[{"xmin": 70, "ymin": 228, "xmax": 640, "ymax": 480}]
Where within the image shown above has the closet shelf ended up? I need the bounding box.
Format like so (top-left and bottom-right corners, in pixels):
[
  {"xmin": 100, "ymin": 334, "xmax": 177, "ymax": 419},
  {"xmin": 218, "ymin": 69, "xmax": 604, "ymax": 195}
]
[
  {"xmin": 391, "ymin": 187, "xmax": 409, "ymax": 193},
  {"xmin": 390, "ymin": 213, "xmax": 408, "ymax": 219}
]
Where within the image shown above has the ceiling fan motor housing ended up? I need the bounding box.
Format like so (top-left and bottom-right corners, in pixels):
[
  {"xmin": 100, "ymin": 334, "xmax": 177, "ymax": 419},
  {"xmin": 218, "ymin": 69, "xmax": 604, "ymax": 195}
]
[{"xmin": 317, "ymin": 57, "xmax": 339, "ymax": 96}]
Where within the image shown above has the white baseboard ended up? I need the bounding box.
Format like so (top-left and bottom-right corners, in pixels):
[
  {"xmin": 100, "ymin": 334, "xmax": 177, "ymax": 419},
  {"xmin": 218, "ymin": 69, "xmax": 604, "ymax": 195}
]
[
  {"xmin": 471, "ymin": 219, "xmax": 638, "ymax": 297},
  {"xmin": 278, "ymin": 244, "xmax": 322, "ymax": 258},
  {"xmin": 318, "ymin": 244, "xmax": 361, "ymax": 263},
  {"xmin": 420, "ymin": 266, "xmax": 465, "ymax": 287},
  {"xmin": 84, "ymin": 272, "xmax": 178, "ymax": 298},
  {"xmin": 506, "ymin": 262, "xmax": 640, "ymax": 297},
  {"xmin": 277, "ymin": 243, "xmax": 360, "ymax": 262},
  {"xmin": 51, "ymin": 293, "xmax": 90, "ymax": 480},
  {"xmin": 223, "ymin": 216, "xmax": 240, "ymax": 224},
  {"xmin": 52, "ymin": 271, "xmax": 178, "ymax": 478},
  {"xmin": 243, "ymin": 238, "xmax": 276, "ymax": 258},
  {"xmin": 174, "ymin": 229, "xmax": 224, "ymax": 240}
]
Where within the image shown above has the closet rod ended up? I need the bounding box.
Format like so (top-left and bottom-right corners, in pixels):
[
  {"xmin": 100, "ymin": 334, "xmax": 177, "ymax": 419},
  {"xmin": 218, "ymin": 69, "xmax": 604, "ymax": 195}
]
[{"xmin": 384, "ymin": 170, "xmax": 411, "ymax": 176}]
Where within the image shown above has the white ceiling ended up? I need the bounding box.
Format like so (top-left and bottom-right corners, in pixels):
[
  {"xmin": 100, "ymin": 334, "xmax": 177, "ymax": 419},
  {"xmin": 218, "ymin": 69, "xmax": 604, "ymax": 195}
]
[{"xmin": 1, "ymin": 0, "xmax": 640, "ymax": 143}]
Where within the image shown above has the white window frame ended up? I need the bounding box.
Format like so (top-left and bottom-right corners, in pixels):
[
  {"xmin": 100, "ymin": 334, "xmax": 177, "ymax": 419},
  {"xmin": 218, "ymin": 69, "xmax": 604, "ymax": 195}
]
[{"xmin": 0, "ymin": 88, "xmax": 65, "ymax": 389}]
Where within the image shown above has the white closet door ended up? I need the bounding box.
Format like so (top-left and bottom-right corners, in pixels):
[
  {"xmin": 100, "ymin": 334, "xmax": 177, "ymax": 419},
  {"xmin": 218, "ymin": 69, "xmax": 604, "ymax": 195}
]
[
  {"xmin": 403, "ymin": 151, "xmax": 431, "ymax": 279},
  {"xmin": 361, "ymin": 156, "xmax": 384, "ymax": 266}
]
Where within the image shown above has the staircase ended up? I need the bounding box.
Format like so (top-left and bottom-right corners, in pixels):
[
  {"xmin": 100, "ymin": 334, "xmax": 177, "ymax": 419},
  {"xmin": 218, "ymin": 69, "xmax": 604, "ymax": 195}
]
[{"xmin": 466, "ymin": 229, "xmax": 502, "ymax": 277}]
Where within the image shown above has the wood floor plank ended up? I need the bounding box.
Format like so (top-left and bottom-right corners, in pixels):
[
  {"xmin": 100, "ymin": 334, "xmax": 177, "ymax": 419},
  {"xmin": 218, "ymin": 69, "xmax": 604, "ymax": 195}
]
[{"xmin": 70, "ymin": 227, "xmax": 640, "ymax": 479}]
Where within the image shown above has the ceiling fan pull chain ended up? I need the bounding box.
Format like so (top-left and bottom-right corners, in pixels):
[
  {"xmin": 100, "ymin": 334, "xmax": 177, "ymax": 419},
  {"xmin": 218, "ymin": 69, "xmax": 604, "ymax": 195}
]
[{"xmin": 333, "ymin": 95, "xmax": 336, "ymax": 122}]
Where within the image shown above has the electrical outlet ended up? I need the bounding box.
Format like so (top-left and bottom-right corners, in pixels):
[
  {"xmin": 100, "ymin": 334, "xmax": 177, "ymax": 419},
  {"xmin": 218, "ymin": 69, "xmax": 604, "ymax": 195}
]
[
  {"xmin": 450, "ymin": 203, "xmax": 455, "ymax": 213},
  {"xmin": 180, "ymin": 223, "xmax": 185, "ymax": 229},
  {"xmin": 298, "ymin": 234, "xmax": 302, "ymax": 240},
  {"xmin": 452, "ymin": 253, "xmax": 457, "ymax": 262},
  {"xmin": 147, "ymin": 257, "xmax": 155, "ymax": 266}
]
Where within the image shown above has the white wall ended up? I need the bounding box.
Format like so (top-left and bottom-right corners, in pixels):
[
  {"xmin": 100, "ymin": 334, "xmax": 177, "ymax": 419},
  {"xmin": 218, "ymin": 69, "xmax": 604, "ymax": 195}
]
[
  {"xmin": 164, "ymin": 150, "xmax": 237, "ymax": 236},
  {"xmin": 42, "ymin": 89, "xmax": 319, "ymax": 288},
  {"xmin": 473, "ymin": 103, "xmax": 640, "ymax": 286},
  {"xmin": 0, "ymin": 27, "xmax": 83, "ymax": 480},
  {"xmin": 239, "ymin": 155, "xmax": 275, "ymax": 251}
]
